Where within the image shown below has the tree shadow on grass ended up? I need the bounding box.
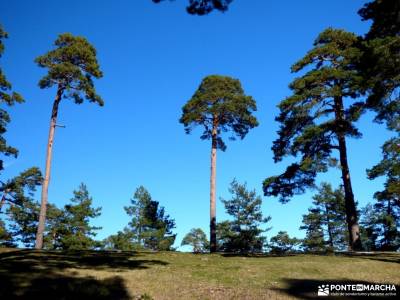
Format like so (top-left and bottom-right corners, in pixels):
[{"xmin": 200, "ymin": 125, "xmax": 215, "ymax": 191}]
[
  {"xmin": 274, "ymin": 278, "xmax": 397, "ymax": 300},
  {"xmin": 336, "ymin": 252, "xmax": 400, "ymax": 264},
  {"xmin": 220, "ymin": 252, "xmax": 302, "ymax": 258},
  {"xmin": 220, "ymin": 251, "xmax": 400, "ymax": 263},
  {"xmin": 0, "ymin": 249, "xmax": 168, "ymax": 271},
  {"xmin": 0, "ymin": 249, "xmax": 169, "ymax": 299},
  {"xmin": 0, "ymin": 273, "xmax": 130, "ymax": 300}
]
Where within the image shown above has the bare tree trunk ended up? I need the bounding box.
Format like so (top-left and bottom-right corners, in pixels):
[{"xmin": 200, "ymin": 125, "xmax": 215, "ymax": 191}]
[
  {"xmin": 35, "ymin": 86, "xmax": 63, "ymax": 249},
  {"xmin": 209, "ymin": 117, "xmax": 218, "ymax": 253},
  {"xmin": 334, "ymin": 95, "xmax": 362, "ymax": 251}
]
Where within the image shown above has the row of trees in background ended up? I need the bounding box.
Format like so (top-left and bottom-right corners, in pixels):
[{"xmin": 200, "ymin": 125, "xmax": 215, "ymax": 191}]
[
  {"xmin": 2, "ymin": 176, "xmax": 388, "ymax": 253},
  {"xmin": 0, "ymin": 175, "xmax": 398, "ymax": 253},
  {"xmin": 1, "ymin": 183, "xmax": 177, "ymax": 251},
  {"xmin": 103, "ymin": 186, "xmax": 176, "ymax": 251},
  {"xmin": 181, "ymin": 180, "xmax": 399, "ymax": 254},
  {"xmin": 1, "ymin": 183, "xmax": 101, "ymax": 249}
]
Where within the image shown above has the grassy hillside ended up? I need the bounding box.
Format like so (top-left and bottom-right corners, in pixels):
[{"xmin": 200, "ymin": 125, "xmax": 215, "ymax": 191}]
[{"xmin": 0, "ymin": 248, "xmax": 399, "ymax": 299}]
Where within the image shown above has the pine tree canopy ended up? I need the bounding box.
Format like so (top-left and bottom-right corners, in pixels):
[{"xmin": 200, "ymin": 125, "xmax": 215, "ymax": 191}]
[
  {"xmin": 180, "ymin": 75, "xmax": 258, "ymax": 151},
  {"xmin": 1, "ymin": 168, "xmax": 43, "ymax": 247},
  {"xmin": 300, "ymin": 183, "xmax": 347, "ymax": 251},
  {"xmin": 102, "ymin": 228, "xmax": 136, "ymax": 251},
  {"xmin": 0, "ymin": 25, "xmax": 23, "ymax": 106},
  {"xmin": 221, "ymin": 179, "xmax": 270, "ymax": 230},
  {"xmin": 4, "ymin": 183, "xmax": 102, "ymax": 250},
  {"xmin": 59, "ymin": 183, "xmax": 102, "ymax": 250},
  {"xmin": 263, "ymin": 28, "xmax": 364, "ymax": 202},
  {"xmin": 367, "ymin": 137, "xmax": 400, "ymax": 202},
  {"xmin": 181, "ymin": 228, "xmax": 209, "ymax": 253},
  {"xmin": 358, "ymin": 0, "xmax": 400, "ymax": 39},
  {"xmin": 360, "ymin": 201, "xmax": 400, "ymax": 251},
  {"xmin": 0, "ymin": 24, "xmax": 24, "ymax": 170},
  {"xmin": 358, "ymin": 0, "xmax": 400, "ymax": 131},
  {"xmin": 218, "ymin": 179, "xmax": 271, "ymax": 253},
  {"xmin": 0, "ymin": 218, "xmax": 14, "ymax": 248},
  {"xmin": 35, "ymin": 33, "xmax": 104, "ymax": 106},
  {"xmin": 269, "ymin": 231, "xmax": 300, "ymax": 254},
  {"xmin": 152, "ymin": 0, "xmax": 234, "ymax": 15},
  {"xmin": 124, "ymin": 186, "xmax": 152, "ymax": 241},
  {"xmin": 0, "ymin": 167, "xmax": 42, "ymax": 208},
  {"xmin": 125, "ymin": 186, "xmax": 176, "ymax": 251},
  {"xmin": 7, "ymin": 197, "xmax": 40, "ymax": 248},
  {"xmin": 5, "ymin": 196, "xmax": 64, "ymax": 249},
  {"xmin": 359, "ymin": 36, "xmax": 400, "ymax": 132}
]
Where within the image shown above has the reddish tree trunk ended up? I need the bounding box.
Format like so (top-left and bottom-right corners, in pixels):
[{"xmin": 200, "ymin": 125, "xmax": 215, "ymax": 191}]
[
  {"xmin": 35, "ymin": 86, "xmax": 63, "ymax": 249},
  {"xmin": 334, "ymin": 95, "xmax": 362, "ymax": 251},
  {"xmin": 209, "ymin": 117, "xmax": 218, "ymax": 253}
]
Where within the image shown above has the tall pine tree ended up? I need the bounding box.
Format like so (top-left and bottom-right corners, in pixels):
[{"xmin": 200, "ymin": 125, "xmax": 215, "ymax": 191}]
[
  {"xmin": 35, "ymin": 33, "xmax": 104, "ymax": 249},
  {"xmin": 263, "ymin": 29, "xmax": 364, "ymax": 250},
  {"xmin": 357, "ymin": 0, "xmax": 400, "ymax": 251},
  {"xmin": 180, "ymin": 75, "xmax": 258, "ymax": 252}
]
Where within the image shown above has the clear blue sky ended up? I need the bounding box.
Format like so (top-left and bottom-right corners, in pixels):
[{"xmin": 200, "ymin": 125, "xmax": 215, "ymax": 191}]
[{"xmin": 0, "ymin": 0, "xmax": 393, "ymax": 250}]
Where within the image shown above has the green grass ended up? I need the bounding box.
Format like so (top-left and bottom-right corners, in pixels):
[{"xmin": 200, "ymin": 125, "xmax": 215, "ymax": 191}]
[{"xmin": 0, "ymin": 248, "xmax": 399, "ymax": 299}]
